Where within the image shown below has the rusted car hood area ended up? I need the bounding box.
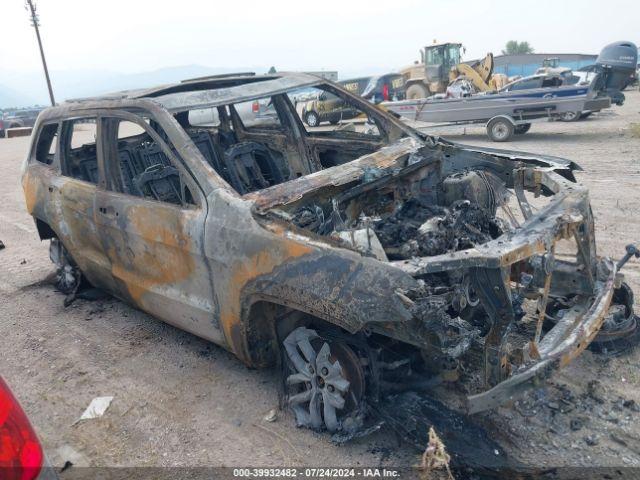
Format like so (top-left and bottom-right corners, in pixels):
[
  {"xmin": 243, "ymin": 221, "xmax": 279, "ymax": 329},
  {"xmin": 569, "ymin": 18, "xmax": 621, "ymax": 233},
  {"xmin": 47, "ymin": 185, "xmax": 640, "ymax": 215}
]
[{"xmin": 247, "ymin": 137, "xmax": 622, "ymax": 412}]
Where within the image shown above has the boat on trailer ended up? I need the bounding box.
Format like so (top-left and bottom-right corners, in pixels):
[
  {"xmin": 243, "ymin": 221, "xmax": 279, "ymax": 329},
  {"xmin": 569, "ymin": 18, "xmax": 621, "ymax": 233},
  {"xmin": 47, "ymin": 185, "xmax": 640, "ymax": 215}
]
[
  {"xmin": 382, "ymin": 87, "xmax": 610, "ymax": 141},
  {"xmin": 382, "ymin": 41, "xmax": 637, "ymax": 142}
]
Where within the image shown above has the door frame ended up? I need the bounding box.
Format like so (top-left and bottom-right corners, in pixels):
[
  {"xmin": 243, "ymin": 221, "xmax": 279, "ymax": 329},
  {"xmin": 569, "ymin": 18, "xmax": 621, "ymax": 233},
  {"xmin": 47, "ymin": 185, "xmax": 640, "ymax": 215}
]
[{"xmin": 92, "ymin": 108, "xmax": 223, "ymax": 344}]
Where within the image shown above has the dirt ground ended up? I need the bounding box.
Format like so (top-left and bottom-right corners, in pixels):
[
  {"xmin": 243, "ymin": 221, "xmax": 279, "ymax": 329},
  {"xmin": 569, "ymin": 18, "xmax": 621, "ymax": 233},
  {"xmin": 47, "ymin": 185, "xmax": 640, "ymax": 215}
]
[{"xmin": 1, "ymin": 90, "xmax": 639, "ymax": 475}]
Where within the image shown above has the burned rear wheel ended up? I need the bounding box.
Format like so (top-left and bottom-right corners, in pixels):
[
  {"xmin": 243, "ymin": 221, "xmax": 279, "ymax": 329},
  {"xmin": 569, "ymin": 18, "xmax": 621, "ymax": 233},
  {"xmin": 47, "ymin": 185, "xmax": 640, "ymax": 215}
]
[
  {"xmin": 282, "ymin": 327, "xmax": 365, "ymax": 432},
  {"xmin": 49, "ymin": 238, "xmax": 81, "ymax": 294}
]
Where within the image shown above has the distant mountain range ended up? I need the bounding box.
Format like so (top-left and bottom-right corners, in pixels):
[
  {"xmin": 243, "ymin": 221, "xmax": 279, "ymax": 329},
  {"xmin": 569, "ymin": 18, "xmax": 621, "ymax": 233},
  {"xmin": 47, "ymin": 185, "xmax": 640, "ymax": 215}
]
[
  {"xmin": 0, "ymin": 63, "xmax": 395, "ymax": 109},
  {"xmin": 0, "ymin": 64, "xmax": 254, "ymax": 108},
  {"xmin": 0, "ymin": 83, "xmax": 38, "ymax": 108}
]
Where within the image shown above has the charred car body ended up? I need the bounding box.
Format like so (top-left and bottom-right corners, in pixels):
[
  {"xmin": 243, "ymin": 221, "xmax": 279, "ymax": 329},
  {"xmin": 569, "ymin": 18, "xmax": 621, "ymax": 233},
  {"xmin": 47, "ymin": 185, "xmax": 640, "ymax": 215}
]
[{"xmin": 22, "ymin": 72, "xmax": 636, "ymax": 433}]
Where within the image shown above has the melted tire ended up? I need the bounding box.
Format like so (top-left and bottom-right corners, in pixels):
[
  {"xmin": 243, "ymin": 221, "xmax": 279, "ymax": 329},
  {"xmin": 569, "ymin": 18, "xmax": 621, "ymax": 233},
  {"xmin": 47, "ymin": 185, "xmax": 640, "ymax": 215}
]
[
  {"xmin": 281, "ymin": 327, "xmax": 365, "ymax": 432},
  {"xmin": 589, "ymin": 282, "xmax": 640, "ymax": 356},
  {"xmin": 589, "ymin": 313, "xmax": 640, "ymax": 356},
  {"xmin": 50, "ymin": 238, "xmax": 81, "ymax": 295}
]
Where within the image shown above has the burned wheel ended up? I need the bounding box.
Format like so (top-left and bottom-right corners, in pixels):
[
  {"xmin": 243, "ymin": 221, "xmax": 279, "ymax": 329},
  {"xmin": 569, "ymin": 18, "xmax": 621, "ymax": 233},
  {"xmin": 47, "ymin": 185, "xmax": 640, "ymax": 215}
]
[
  {"xmin": 282, "ymin": 327, "xmax": 365, "ymax": 432},
  {"xmin": 49, "ymin": 238, "xmax": 81, "ymax": 294},
  {"xmin": 589, "ymin": 282, "xmax": 640, "ymax": 355}
]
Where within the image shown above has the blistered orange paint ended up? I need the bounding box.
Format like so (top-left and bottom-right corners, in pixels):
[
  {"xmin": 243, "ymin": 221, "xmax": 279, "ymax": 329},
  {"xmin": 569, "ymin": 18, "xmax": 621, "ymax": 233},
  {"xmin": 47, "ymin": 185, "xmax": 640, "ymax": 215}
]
[
  {"xmin": 108, "ymin": 205, "xmax": 196, "ymax": 306},
  {"xmin": 22, "ymin": 171, "xmax": 39, "ymax": 215},
  {"xmin": 220, "ymin": 236, "xmax": 313, "ymax": 355}
]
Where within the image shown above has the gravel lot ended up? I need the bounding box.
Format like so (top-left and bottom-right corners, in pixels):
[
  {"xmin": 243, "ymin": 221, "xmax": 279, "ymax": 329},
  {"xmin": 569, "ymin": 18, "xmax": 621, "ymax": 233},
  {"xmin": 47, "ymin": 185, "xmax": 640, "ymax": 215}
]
[{"xmin": 1, "ymin": 90, "xmax": 639, "ymax": 475}]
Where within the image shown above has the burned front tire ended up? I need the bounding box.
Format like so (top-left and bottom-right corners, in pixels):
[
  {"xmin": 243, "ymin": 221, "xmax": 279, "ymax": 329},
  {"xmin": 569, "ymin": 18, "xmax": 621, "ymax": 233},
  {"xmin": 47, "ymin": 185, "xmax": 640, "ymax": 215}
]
[
  {"xmin": 544, "ymin": 282, "xmax": 640, "ymax": 356},
  {"xmin": 281, "ymin": 327, "xmax": 365, "ymax": 433},
  {"xmin": 49, "ymin": 238, "xmax": 81, "ymax": 295},
  {"xmin": 589, "ymin": 282, "xmax": 640, "ymax": 355}
]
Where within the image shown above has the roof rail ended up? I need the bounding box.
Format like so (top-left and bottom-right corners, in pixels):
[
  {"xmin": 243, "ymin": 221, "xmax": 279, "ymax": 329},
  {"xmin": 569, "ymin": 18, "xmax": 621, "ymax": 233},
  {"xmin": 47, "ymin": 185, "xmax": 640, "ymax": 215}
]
[{"xmin": 181, "ymin": 72, "xmax": 257, "ymax": 83}]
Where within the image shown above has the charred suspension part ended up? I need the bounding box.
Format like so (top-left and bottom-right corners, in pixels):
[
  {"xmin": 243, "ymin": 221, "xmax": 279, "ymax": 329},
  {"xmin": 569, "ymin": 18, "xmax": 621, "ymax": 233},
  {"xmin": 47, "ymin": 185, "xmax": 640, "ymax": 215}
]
[{"xmin": 471, "ymin": 267, "xmax": 515, "ymax": 387}]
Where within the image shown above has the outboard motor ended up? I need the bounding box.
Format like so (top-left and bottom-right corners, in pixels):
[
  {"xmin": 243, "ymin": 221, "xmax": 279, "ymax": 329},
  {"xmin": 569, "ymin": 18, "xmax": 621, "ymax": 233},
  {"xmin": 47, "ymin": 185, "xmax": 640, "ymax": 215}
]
[{"xmin": 592, "ymin": 41, "xmax": 638, "ymax": 105}]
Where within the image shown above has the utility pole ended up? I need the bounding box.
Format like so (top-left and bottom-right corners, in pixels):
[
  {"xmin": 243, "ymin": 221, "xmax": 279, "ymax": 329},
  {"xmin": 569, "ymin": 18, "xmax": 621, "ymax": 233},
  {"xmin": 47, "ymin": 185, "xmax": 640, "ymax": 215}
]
[{"xmin": 25, "ymin": 0, "xmax": 55, "ymax": 106}]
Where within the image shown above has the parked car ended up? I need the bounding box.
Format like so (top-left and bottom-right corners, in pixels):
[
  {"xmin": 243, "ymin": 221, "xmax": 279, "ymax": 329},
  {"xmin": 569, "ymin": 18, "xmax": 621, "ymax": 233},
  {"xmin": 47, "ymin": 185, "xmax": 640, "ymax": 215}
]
[
  {"xmin": 499, "ymin": 73, "xmax": 597, "ymax": 121},
  {"xmin": 499, "ymin": 73, "xmax": 581, "ymax": 92},
  {"xmin": 361, "ymin": 73, "xmax": 406, "ymax": 103},
  {"xmin": 300, "ymin": 75, "xmax": 406, "ymax": 126},
  {"xmin": 300, "ymin": 89, "xmax": 363, "ymax": 127},
  {"xmin": 0, "ymin": 376, "xmax": 56, "ymax": 479},
  {"xmin": 574, "ymin": 64, "xmax": 600, "ymax": 85},
  {"xmin": 337, "ymin": 76, "xmax": 371, "ymax": 96},
  {"xmin": 576, "ymin": 63, "xmax": 638, "ymax": 92},
  {"xmin": 22, "ymin": 72, "xmax": 636, "ymax": 434},
  {"xmin": 300, "ymin": 77, "xmax": 373, "ymax": 127},
  {"xmin": 0, "ymin": 107, "xmax": 44, "ymax": 137}
]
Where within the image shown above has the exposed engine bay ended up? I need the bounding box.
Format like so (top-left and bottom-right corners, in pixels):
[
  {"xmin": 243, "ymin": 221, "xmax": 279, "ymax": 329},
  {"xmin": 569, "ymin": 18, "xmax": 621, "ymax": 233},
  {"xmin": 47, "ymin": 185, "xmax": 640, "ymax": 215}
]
[
  {"xmin": 275, "ymin": 156, "xmax": 515, "ymax": 371},
  {"xmin": 249, "ymin": 140, "xmax": 637, "ymax": 430},
  {"xmin": 287, "ymin": 158, "xmax": 509, "ymax": 260}
]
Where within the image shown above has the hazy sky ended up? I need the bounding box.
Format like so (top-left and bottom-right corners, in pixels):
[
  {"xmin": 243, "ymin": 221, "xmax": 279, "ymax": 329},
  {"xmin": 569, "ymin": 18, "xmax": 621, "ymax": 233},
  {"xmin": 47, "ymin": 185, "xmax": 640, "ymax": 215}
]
[{"xmin": 1, "ymin": 0, "xmax": 638, "ymax": 75}]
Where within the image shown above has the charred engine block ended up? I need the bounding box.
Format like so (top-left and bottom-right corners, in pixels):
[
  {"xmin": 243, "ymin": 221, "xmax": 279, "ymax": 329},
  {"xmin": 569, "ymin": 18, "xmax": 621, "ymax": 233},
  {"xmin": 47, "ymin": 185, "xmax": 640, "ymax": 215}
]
[
  {"xmin": 360, "ymin": 169, "xmax": 507, "ymax": 260},
  {"xmin": 288, "ymin": 168, "xmax": 511, "ymax": 362}
]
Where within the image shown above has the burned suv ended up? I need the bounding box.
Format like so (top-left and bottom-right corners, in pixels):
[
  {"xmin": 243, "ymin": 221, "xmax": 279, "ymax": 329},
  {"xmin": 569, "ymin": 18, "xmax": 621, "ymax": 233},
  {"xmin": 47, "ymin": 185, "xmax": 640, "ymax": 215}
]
[{"xmin": 22, "ymin": 72, "xmax": 636, "ymax": 433}]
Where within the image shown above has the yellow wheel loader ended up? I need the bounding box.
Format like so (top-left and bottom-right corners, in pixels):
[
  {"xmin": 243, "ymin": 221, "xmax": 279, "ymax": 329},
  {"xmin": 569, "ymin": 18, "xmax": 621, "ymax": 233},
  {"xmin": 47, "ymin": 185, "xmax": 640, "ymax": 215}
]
[{"xmin": 400, "ymin": 42, "xmax": 506, "ymax": 99}]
